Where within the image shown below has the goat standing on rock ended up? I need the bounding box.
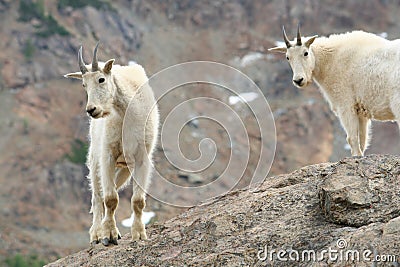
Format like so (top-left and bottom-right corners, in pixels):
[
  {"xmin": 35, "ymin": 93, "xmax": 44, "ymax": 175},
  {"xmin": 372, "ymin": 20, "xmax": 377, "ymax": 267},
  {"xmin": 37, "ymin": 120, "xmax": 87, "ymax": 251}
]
[
  {"xmin": 269, "ymin": 25, "xmax": 400, "ymax": 156},
  {"xmin": 64, "ymin": 44, "xmax": 159, "ymax": 246}
]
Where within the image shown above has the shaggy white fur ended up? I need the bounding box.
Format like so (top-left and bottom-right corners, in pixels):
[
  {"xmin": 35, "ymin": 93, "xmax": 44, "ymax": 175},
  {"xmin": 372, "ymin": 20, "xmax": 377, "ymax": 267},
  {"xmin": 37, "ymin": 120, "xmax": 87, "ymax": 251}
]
[
  {"xmin": 65, "ymin": 48, "xmax": 159, "ymax": 245},
  {"xmin": 270, "ymin": 30, "xmax": 400, "ymax": 156}
]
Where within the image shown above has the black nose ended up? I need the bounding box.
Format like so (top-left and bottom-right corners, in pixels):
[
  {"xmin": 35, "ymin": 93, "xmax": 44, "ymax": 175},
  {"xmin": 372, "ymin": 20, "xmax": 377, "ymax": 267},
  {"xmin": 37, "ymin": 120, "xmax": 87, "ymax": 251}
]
[
  {"xmin": 293, "ymin": 78, "xmax": 304, "ymax": 86},
  {"xmin": 87, "ymin": 107, "xmax": 97, "ymax": 115}
]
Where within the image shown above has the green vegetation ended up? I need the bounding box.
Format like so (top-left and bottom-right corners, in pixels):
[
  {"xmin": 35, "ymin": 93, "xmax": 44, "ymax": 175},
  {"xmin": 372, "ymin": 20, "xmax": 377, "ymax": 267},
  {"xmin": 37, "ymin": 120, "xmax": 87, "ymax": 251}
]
[
  {"xmin": 18, "ymin": 0, "xmax": 45, "ymax": 22},
  {"xmin": 22, "ymin": 118, "xmax": 29, "ymax": 135},
  {"xmin": 18, "ymin": 0, "xmax": 70, "ymax": 37},
  {"xmin": 35, "ymin": 14, "xmax": 70, "ymax": 37},
  {"xmin": 22, "ymin": 39, "xmax": 35, "ymax": 62},
  {"xmin": 66, "ymin": 139, "xmax": 88, "ymax": 164},
  {"xmin": 4, "ymin": 253, "xmax": 47, "ymax": 267},
  {"xmin": 57, "ymin": 0, "xmax": 113, "ymax": 10}
]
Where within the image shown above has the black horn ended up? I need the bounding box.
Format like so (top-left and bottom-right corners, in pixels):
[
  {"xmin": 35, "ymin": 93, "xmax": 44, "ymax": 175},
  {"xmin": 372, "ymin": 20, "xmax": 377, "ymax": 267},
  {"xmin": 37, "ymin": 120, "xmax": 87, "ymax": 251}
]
[
  {"xmin": 296, "ymin": 23, "xmax": 302, "ymax": 46},
  {"xmin": 78, "ymin": 46, "xmax": 88, "ymax": 74},
  {"xmin": 92, "ymin": 42, "xmax": 99, "ymax": 71},
  {"xmin": 282, "ymin": 26, "xmax": 291, "ymax": 48}
]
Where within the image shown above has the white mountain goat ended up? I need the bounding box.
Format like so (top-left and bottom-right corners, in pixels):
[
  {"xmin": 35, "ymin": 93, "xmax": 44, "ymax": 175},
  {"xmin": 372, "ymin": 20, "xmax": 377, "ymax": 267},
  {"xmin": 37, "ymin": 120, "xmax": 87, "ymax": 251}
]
[
  {"xmin": 269, "ymin": 25, "xmax": 400, "ymax": 156},
  {"xmin": 64, "ymin": 44, "xmax": 159, "ymax": 246}
]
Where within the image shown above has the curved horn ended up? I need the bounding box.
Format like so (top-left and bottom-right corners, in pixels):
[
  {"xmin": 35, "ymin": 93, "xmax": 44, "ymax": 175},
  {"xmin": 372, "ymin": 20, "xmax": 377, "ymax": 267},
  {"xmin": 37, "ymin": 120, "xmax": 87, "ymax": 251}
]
[
  {"xmin": 78, "ymin": 46, "xmax": 88, "ymax": 74},
  {"xmin": 92, "ymin": 42, "xmax": 99, "ymax": 71},
  {"xmin": 282, "ymin": 26, "xmax": 291, "ymax": 48},
  {"xmin": 296, "ymin": 23, "xmax": 302, "ymax": 46}
]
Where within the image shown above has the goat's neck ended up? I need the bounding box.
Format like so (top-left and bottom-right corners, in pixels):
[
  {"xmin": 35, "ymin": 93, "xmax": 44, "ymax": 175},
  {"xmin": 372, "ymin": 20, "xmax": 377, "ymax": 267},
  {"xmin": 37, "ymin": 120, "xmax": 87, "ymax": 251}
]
[
  {"xmin": 111, "ymin": 75, "xmax": 131, "ymax": 117},
  {"xmin": 311, "ymin": 44, "xmax": 334, "ymax": 88}
]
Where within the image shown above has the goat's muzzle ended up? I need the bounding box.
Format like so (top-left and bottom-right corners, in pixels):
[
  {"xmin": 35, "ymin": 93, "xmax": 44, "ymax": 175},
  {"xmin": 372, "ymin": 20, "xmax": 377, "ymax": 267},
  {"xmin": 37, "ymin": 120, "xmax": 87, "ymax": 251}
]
[
  {"xmin": 293, "ymin": 77, "xmax": 305, "ymax": 87},
  {"xmin": 86, "ymin": 105, "xmax": 100, "ymax": 118}
]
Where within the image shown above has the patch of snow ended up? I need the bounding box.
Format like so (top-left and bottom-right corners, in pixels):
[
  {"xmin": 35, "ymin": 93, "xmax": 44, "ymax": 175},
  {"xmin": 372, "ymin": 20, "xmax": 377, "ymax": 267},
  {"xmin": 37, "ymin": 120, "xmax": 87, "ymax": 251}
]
[
  {"xmin": 306, "ymin": 98, "xmax": 316, "ymax": 105},
  {"xmin": 240, "ymin": 52, "xmax": 264, "ymax": 67},
  {"xmin": 265, "ymin": 54, "xmax": 275, "ymax": 60},
  {"xmin": 273, "ymin": 108, "xmax": 287, "ymax": 118},
  {"xmin": 187, "ymin": 118, "xmax": 199, "ymax": 128},
  {"xmin": 229, "ymin": 92, "xmax": 259, "ymax": 105},
  {"xmin": 344, "ymin": 143, "xmax": 351, "ymax": 151},
  {"xmin": 191, "ymin": 131, "xmax": 201, "ymax": 138},
  {"xmin": 379, "ymin": 32, "xmax": 388, "ymax": 39},
  {"xmin": 230, "ymin": 52, "xmax": 265, "ymax": 67},
  {"xmin": 121, "ymin": 211, "xmax": 155, "ymax": 227},
  {"xmin": 275, "ymin": 41, "xmax": 286, "ymax": 47}
]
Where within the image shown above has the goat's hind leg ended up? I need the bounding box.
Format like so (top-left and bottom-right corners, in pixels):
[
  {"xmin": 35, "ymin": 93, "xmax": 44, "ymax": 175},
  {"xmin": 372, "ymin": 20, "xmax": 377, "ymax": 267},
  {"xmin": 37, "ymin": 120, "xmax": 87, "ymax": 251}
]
[
  {"xmin": 339, "ymin": 108, "xmax": 363, "ymax": 156},
  {"xmin": 131, "ymin": 149, "xmax": 151, "ymax": 240},
  {"xmin": 358, "ymin": 116, "xmax": 370, "ymax": 155},
  {"xmin": 132, "ymin": 192, "xmax": 147, "ymax": 240},
  {"xmin": 390, "ymin": 99, "xmax": 400, "ymax": 146}
]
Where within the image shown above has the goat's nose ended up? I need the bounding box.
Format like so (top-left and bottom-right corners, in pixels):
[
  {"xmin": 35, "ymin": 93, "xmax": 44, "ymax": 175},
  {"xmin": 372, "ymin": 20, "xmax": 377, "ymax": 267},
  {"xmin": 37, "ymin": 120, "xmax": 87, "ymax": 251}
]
[
  {"xmin": 293, "ymin": 77, "xmax": 304, "ymax": 86},
  {"xmin": 86, "ymin": 106, "xmax": 97, "ymax": 116}
]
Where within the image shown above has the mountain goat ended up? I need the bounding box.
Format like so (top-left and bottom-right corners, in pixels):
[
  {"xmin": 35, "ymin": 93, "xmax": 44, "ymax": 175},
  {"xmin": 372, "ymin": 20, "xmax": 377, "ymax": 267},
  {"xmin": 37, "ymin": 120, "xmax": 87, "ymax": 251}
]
[
  {"xmin": 269, "ymin": 25, "xmax": 400, "ymax": 156},
  {"xmin": 64, "ymin": 44, "xmax": 159, "ymax": 246}
]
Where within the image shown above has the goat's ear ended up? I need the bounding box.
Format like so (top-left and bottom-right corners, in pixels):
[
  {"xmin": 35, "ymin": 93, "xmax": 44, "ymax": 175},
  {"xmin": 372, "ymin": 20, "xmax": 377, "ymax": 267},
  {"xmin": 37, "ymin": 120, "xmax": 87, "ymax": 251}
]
[
  {"xmin": 268, "ymin": 47, "xmax": 287, "ymax": 53},
  {"xmin": 103, "ymin": 59, "xmax": 115, "ymax": 74},
  {"xmin": 305, "ymin": 35, "xmax": 318, "ymax": 48},
  {"xmin": 64, "ymin": 72, "xmax": 83, "ymax": 79}
]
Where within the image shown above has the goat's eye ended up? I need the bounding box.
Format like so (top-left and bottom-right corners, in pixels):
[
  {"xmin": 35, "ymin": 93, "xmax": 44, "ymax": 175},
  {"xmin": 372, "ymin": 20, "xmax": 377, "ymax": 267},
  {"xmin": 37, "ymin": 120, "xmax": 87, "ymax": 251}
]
[
  {"xmin": 82, "ymin": 84, "xmax": 86, "ymax": 87},
  {"xmin": 286, "ymin": 56, "xmax": 289, "ymax": 60},
  {"xmin": 304, "ymin": 52, "xmax": 308, "ymax": 57},
  {"xmin": 99, "ymin": 78, "xmax": 105, "ymax": 83}
]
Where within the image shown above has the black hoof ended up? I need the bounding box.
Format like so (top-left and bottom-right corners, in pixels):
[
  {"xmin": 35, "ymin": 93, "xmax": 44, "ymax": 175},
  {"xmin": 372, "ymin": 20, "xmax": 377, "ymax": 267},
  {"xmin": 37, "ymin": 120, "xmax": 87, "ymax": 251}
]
[
  {"xmin": 101, "ymin": 238, "xmax": 110, "ymax": 246},
  {"xmin": 118, "ymin": 233, "xmax": 122, "ymax": 240},
  {"xmin": 91, "ymin": 240, "xmax": 99, "ymax": 246},
  {"xmin": 111, "ymin": 238, "xmax": 118, "ymax": 245}
]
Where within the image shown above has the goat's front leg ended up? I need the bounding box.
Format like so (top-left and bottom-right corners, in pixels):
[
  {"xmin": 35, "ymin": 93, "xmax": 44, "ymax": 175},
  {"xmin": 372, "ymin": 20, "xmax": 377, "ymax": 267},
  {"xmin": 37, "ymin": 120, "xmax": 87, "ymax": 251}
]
[
  {"xmin": 338, "ymin": 108, "xmax": 363, "ymax": 156},
  {"xmin": 99, "ymin": 153, "xmax": 121, "ymax": 246},
  {"xmin": 88, "ymin": 161, "xmax": 104, "ymax": 245}
]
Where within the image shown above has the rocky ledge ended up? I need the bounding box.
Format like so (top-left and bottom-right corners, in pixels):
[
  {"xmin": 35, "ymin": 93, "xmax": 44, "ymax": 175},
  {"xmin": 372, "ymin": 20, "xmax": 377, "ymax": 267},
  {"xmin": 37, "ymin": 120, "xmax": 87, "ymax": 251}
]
[{"xmin": 47, "ymin": 155, "xmax": 400, "ymax": 267}]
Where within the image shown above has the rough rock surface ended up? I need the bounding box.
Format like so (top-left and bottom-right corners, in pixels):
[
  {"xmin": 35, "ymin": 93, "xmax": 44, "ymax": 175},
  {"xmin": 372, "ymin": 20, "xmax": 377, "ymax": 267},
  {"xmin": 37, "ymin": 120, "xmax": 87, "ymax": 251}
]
[{"xmin": 47, "ymin": 155, "xmax": 400, "ymax": 267}]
